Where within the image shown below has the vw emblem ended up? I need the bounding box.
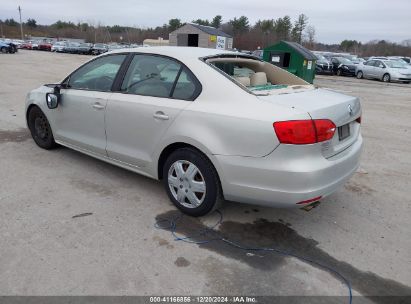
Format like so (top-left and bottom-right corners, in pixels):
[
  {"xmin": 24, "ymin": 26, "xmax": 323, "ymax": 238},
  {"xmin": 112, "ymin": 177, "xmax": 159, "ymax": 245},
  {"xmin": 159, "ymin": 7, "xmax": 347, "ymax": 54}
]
[{"xmin": 348, "ymin": 104, "xmax": 353, "ymax": 116}]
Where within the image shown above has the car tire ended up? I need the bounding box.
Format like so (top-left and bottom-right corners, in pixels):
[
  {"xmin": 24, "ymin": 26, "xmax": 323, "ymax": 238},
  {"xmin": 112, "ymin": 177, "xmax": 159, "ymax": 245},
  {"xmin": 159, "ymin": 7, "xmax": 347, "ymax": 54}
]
[
  {"xmin": 336, "ymin": 69, "xmax": 343, "ymax": 76},
  {"xmin": 28, "ymin": 106, "xmax": 57, "ymax": 150},
  {"xmin": 163, "ymin": 148, "xmax": 221, "ymax": 217},
  {"xmin": 357, "ymin": 71, "xmax": 363, "ymax": 79},
  {"xmin": 382, "ymin": 73, "xmax": 391, "ymax": 83},
  {"xmin": 1, "ymin": 47, "xmax": 7, "ymax": 54}
]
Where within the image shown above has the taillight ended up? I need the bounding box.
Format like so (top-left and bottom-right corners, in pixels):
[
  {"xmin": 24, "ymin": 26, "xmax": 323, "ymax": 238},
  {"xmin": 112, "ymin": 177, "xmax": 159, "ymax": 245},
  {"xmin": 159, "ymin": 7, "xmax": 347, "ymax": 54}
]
[{"xmin": 273, "ymin": 119, "xmax": 336, "ymax": 145}]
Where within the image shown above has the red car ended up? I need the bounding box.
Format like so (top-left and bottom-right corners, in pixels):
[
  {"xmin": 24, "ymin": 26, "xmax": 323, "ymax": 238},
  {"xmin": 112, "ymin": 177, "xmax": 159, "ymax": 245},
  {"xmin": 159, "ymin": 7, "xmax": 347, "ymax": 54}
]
[
  {"xmin": 21, "ymin": 42, "xmax": 33, "ymax": 49},
  {"xmin": 38, "ymin": 42, "xmax": 52, "ymax": 51}
]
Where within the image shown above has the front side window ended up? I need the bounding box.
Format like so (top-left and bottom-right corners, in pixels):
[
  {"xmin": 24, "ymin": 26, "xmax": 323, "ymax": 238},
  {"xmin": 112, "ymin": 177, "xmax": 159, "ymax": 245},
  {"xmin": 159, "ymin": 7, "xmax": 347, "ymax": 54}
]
[
  {"xmin": 68, "ymin": 54, "xmax": 126, "ymax": 91},
  {"xmin": 121, "ymin": 54, "xmax": 183, "ymax": 98}
]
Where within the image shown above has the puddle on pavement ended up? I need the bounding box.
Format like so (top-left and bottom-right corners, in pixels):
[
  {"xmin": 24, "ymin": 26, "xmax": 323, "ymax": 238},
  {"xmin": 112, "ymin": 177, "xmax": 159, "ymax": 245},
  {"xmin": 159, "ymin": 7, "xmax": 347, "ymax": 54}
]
[
  {"xmin": 0, "ymin": 129, "xmax": 30, "ymax": 143},
  {"xmin": 156, "ymin": 210, "xmax": 411, "ymax": 302}
]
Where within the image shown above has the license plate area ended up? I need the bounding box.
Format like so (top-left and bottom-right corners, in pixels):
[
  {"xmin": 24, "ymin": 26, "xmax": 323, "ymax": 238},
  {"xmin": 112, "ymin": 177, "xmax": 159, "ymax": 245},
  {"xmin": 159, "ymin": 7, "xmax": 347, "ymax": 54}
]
[{"xmin": 338, "ymin": 124, "xmax": 350, "ymax": 141}]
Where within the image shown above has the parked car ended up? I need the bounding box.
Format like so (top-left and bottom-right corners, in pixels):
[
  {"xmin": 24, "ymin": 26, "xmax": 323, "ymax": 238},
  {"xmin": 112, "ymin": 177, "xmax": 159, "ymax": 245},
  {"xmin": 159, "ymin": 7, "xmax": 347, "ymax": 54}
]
[
  {"xmin": 21, "ymin": 41, "xmax": 34, "ymax": 49},
  {"xmin": 252, "ymin": 49, "xmax": 263, "ymax": 59},
  {"xmin": 76, "ymin": 43, "xmax": 93, "ymax": 55},
  {"xmin": 1, "ymin": 40, "xmax": 18, "ymax": 53},
  {"xmin": 331, "ymin": 57, "xmax": 357, "ymax": 76},
  {"xmin": 63, "ymin": 42, "xmax": 81, "ymax": 54},
  {"xmin": 38, "ymin": 41, "xmax": 53, "ymax": 51},
  {"xmin": 314, "ymin": 53, "xmax": 333, "ymax": 74},
  {"xmin": 387, "ymin": 56, "xmax": 411, "ymax": 65},
  {"xmin": 0, "ymin": 41, "xmax": 12, "ymax": 53},
  {"xmin": 367, "ymin": 56, "xmax": 388, "ymax": 61},
  {"xmin": 107, "ymin": 44, "xmax": 127, "ymax": 52},
  {"xmin": 25, "ymin": 47, "xmax": 362, "ymax": 216},
  {"xmin": 356, "ymin": 59, "xmax": 411, "ymax": 83},
  {"xmin": 91, "ymin": 43, "xmax": 108, "ymax": 55},
  {"xmin": 51, "ymin": 41, "xmax": 68, "ymax": 52},
  {"xmin": 31, "ymin": 41, "xmax": 39, "ymax": 50}
]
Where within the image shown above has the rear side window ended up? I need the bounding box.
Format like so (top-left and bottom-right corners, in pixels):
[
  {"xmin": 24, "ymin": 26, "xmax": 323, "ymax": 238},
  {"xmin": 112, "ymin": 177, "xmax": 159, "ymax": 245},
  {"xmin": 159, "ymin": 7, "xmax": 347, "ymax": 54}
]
[
  {"xmin": 68, "ymin": 54, "xmax": 126, "ymax": 91},
  {"xmin": 121, "ymin": 55, "xmax": 181, "ymax": 98},
  {"xmin": 172, "ymin": 69, "xmax": 197, "ymax": 100},
  {"xmin": 121, "ymin": 54, "xmax": 200, "ymax": 100}
]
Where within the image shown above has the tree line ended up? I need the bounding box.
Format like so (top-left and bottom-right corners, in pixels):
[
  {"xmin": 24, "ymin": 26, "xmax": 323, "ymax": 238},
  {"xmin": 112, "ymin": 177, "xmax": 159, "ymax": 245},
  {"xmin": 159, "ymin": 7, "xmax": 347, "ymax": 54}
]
[{"xmin": 1, "ymin": 15, "xmax": 410, "ymax": 56}]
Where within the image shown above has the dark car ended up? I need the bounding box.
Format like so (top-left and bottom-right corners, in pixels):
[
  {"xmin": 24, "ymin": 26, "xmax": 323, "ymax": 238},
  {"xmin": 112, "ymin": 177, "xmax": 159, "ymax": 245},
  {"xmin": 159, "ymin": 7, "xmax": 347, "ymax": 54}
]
[
  {"xmin": 314, "ymin": 54, "xmax": 333, "ymax": 74},
  {"xmin": 331, "ymin": 57, "xmax": 356, "ymax": 76},
  {"xmin": 77, "ymin": 43, "xmax": 93, "ymax": 55},
  {"xmin": 0, "ymin": 40, "xmax": 18, "ymax": 53},
  {"xmin": 63, "ymin": 42, "xmax": 81, "ymax": 54},
  {"xmin": 91, "ymin": 43, "xmax": 108, "ymax": 55}
]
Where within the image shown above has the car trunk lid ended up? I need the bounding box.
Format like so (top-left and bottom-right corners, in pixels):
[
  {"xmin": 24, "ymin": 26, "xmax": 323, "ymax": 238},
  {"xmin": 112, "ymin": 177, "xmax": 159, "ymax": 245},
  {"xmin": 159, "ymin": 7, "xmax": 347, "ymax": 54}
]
[{"xmin": 258, "ymin": 88, "xmax": 361, "ymax": 158}]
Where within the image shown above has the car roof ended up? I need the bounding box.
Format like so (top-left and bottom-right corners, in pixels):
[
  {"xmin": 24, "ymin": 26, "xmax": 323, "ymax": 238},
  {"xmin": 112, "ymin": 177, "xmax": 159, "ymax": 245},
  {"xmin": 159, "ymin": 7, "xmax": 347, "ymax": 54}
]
[{"xmin": 108, "ymin": 46, "xmax": 237, "ymax": 61}]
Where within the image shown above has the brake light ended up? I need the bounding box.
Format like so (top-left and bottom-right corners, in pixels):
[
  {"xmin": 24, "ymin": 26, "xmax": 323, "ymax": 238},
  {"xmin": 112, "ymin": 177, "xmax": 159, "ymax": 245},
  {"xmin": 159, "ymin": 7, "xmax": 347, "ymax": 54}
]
[{"xmin": 273, "ymin": 119, "xmax": 336, "ymax": 145}]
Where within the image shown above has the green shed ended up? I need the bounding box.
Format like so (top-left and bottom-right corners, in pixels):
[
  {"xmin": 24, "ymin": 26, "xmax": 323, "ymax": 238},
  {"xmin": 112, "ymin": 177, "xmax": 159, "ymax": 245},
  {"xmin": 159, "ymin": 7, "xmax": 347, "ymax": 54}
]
[{"xmin": 263, "ymin": 41, "xmax": 317, "ymax": 84}]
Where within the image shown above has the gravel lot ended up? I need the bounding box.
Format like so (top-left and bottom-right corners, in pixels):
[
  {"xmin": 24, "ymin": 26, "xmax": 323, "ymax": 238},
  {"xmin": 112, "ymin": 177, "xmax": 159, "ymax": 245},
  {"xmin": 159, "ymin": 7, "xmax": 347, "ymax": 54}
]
[{"xmin": 0, "ymin": 50, "xmax": 410, "ymax": 302}]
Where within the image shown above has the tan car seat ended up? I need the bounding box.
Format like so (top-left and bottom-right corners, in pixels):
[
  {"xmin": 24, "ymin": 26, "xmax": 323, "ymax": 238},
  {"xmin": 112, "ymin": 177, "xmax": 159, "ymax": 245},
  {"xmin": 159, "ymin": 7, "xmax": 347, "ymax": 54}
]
[
  {"xmin": 250, "ymin": 72, "xmax": 268, "ymax": 86},
  {"xmin": 234, "ymin": 76, "xmax": 251, "ymax": 87}
]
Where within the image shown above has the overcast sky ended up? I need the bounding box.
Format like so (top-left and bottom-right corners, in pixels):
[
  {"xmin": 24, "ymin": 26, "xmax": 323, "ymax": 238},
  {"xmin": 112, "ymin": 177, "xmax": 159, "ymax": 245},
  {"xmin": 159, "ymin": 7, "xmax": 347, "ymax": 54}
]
[{"xmin": 2, "ymin": 0, "xmax": 410, "ymax": 44}]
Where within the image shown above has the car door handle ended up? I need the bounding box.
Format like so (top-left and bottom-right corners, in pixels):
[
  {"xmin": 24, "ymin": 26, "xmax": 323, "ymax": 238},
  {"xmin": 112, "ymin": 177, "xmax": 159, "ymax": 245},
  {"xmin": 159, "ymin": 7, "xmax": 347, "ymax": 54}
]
[
  {"xmin": 92, "ymin": 102, "xmax": 105, "ymax": 110},
  {"xmin": 153, "ymin": 111, "xmax": 169, "ymax": 120}
]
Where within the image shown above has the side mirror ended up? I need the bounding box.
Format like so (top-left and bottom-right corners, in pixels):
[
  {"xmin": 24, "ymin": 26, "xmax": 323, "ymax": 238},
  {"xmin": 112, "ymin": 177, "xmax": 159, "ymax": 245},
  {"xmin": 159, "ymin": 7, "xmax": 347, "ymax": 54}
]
[{"xmin": 46, "ymin": 93, "xmax": 59, "ymax": 109}]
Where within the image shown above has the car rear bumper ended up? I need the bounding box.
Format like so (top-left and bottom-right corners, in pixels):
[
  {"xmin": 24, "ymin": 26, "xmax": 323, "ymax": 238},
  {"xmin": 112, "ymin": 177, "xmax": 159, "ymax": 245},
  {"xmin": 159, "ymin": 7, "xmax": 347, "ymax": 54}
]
[{"xmin": 215, "ymin": 134, "xmax": 363, "ymax": 207}]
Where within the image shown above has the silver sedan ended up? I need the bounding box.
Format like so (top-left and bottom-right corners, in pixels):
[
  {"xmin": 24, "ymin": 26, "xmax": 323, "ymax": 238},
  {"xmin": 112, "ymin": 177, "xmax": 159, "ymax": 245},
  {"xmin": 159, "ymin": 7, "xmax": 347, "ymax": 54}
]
[
  {"xmin": 356, "ymin": 59, "xmax": 411, "ymax": 83},
  {"xmin": 25, "ymin": 47, "xmax": 362, "ymax": 216}
]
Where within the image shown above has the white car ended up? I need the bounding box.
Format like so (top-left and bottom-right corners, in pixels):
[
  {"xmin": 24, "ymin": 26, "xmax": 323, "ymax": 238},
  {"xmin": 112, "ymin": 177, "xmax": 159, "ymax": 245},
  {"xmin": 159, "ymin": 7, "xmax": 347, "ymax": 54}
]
[
  {"xmin": 51, "ymin": 41, "xmax": 68, "ymax": 52},
  {"xmin": 25, "ymin": 47, "xmax": 362, "ymax": 216}
]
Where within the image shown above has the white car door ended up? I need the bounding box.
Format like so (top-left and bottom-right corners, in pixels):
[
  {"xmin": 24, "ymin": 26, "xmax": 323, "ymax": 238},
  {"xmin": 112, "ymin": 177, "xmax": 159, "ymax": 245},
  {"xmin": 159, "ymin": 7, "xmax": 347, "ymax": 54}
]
[
  {"xmin": 53, "ymin": 54, "xmax": 127, "ymax": 155},
  {"xmin": 105, "ymin": 54, "xmax": 200, "ymax": 168}
]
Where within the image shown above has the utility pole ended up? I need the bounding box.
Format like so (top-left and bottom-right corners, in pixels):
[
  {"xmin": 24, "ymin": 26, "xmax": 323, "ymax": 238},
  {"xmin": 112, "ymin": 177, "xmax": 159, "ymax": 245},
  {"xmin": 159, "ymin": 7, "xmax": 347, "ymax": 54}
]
[{"xmin": 18, "ymin": 6, "xmax": 24, "ymax": 40}]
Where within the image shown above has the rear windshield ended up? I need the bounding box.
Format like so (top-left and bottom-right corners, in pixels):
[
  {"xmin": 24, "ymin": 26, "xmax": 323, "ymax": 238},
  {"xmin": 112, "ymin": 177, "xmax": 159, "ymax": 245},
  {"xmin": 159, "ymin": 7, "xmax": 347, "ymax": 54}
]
[
  {"xmin": 384, "ymin": 60, "xmax": 408, "ymax": 68},
  {"xmin": 206, "ymin": 56, "xmax": 312, "ymax": 95}
]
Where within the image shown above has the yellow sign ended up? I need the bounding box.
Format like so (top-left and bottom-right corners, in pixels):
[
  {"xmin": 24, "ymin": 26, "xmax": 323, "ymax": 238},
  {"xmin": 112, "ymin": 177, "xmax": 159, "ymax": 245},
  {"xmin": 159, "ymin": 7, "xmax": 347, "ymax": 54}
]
[{"xmin": 210, "ymin": 35, "xmax": 217, "ymax": 42}]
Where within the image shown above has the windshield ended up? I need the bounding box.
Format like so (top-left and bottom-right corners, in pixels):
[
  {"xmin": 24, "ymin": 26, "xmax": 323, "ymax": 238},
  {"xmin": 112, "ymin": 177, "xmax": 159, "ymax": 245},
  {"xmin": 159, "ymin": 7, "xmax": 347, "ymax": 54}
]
[
  {"xmin": 316, "ymin": 54, "xmax": 327, "ymax": 61},
  {"xmin": 384, "ymin": 60, "xmax": 408, "ymax": 68},
  {"xmin": 337, "ymin": 57, "xmax": 352, "ymax": 64}
]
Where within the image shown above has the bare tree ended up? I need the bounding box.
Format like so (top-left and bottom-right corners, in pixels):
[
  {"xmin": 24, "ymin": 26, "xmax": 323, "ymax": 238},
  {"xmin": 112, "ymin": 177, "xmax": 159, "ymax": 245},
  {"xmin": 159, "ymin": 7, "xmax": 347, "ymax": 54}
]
[{"xmin": 305, "ymin": 25, "xmax": 316, "ymax": 49}]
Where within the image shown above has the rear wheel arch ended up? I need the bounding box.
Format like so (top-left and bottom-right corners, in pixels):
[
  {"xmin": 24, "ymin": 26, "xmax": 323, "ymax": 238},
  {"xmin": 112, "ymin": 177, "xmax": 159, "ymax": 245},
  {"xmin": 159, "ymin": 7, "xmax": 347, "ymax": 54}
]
[
  {"xmin": 160, "ymin": 145, "xmax": 223, "ymax": 216},
  {"xmin": 157, "ymin": 142, "xmax": 217, "ymax": 180}
]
